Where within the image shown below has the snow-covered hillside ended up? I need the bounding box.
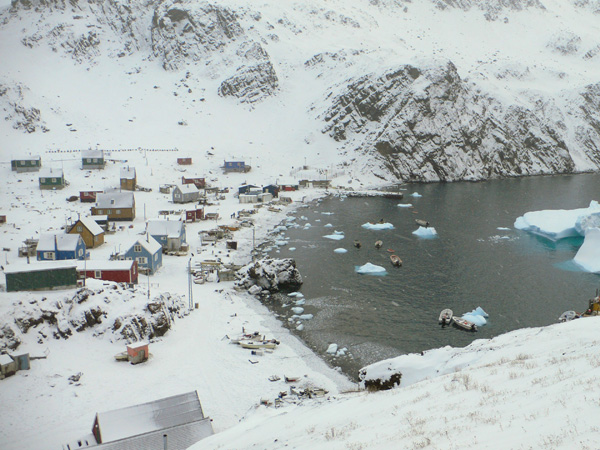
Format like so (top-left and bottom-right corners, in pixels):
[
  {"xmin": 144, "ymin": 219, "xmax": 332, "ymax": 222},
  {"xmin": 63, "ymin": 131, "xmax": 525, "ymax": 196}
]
[{"xmin": 1, "ymin": 0, "xmax": 600, "ymax": 183}]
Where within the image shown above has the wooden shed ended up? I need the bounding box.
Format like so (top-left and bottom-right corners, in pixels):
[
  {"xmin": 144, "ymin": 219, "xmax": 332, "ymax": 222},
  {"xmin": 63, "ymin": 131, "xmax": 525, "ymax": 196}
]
[
  {"xmin": 177, "ymin": 157, "xmax": 192, "ymax": 165},
  {"xmin": 80, "ymin": 191, "xmax": 102, "ymax": 203},
  {"xmin": 11, "ymin": 156, "xmax": 41, "ymax": 173},
  {"xmin": 181, "ymin": 176, "xmax": 206, "ymax": 189},
  {"xmin": 173, "ymin": 184, "xmax": 200, "ymax": 204},
  {"xmin": 186, "ymin": 208, "xmax": 204, "ymax": 222},
  {"xmin": 4, "ymin": 261, "xmax": 78, "ymax": 292},
  {"xmin": 126, "ymin": 341, "xmax": 149, "ymax": 364},
  {"xmin": 120, "ymin": 166, "xmax": 136, "ymax": 191},
  {"xmin": 0, "ymin": 354, "xmax": 17, "ymax": 380}
]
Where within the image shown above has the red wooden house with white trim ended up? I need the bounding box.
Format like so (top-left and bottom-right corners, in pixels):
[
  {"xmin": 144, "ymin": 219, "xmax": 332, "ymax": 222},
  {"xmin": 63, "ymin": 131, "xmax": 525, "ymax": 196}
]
[{"xmin": 76, "ymin": 260, "xmax": 138, "ymax": 284}]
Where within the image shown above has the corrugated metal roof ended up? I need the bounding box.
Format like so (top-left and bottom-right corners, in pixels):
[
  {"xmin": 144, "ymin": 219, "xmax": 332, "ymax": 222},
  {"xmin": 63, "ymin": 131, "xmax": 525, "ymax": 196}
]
[
  {"xmin": 176, "ymin": 184, "xmax": 199, "ymax": 194},
  {"xmin": 97, "ymin": 391, "xmax": 206, "ymax": 443},
  {"xmin": 4, "ymin": 261, "xmax": 77, "ymax": 274},
  {"xmin": 39, "ymin": 168, "xmax": 63, "ymax": 178},
  {"xmin": 95, "ymin": 192, "xmax": 135, "ymax": 209},
  {"xmin": 82, "ymin": 150, "xmax": 104, "ymax": 158},
  {"xmin": 120, "ymin": 167, "xmax": 136, "ymax": 179},
  {"xmin": 76, "ymin": 217, "xmax": 104, "ymax": 236},
  {"xmin": 129, "ymin": 235, "xmax": 162, "ymax": 254},
  {"xmin": 75, "ymin": 260, "xmax": 134, "ymax": 272}
]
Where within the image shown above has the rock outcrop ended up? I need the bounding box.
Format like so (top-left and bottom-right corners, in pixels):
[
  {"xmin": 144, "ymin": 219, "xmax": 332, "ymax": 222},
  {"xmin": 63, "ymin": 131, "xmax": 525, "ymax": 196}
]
[{"xmin": 236, "ymin": 258, "xmax": 303, "ymax": 293}]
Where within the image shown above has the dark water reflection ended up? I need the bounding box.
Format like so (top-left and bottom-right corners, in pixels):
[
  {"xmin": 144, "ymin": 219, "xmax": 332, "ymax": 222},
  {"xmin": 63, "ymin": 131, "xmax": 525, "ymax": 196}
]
[{"xmin": 266, "ymin": 174, "xmax": 600, "ymax": 380}]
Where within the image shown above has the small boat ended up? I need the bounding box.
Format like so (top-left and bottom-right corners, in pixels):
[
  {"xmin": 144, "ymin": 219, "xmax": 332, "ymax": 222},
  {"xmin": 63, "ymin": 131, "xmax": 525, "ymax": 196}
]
[
  {"xmin": 390, "ymin": 254, "xmax": 402, "ymax": 267},
  {"xmin": 240, "ymin": 340, "xmax": 279, "ymax": 350},
  {"xmin": 415, "ymin": 219, "xmax": 430, "ymax": 228},
  {"xmin": 558, "ymin": 310, "xmax": 580, "ymax": 322},
  {"xmin": 386, "ymin": 248, "xmax": 395, "ymax": 253},
  {"xmin": 375, "ymin": 240, "xmax": 383, "ymax": 249},
  {"xmin": 452, "ymin": 316, "xmax": 477, "ymax": 332},
  {"xmin": 439, "ymin": 309, "xmax": 453, "ymax": 326},
  {"xmin": 354, "ymin": 240, "xmax": 362, "ymax": 248}
]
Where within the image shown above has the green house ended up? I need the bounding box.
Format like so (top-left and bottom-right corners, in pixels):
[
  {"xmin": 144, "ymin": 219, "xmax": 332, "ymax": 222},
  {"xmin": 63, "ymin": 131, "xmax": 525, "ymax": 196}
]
[
  {"xmin": 11, "ymin": 156, "xmax": 41, "ymax": 173},
  {"xmin": 4, "ymin": 261, "xmax": 78, "ymax": 292},
  {"xmin": 39, "ymin": 168, "xmax": 66, "ymax": 190},
  {"xmin": 82, "ymin": 150, "xmax": 105, "ymax": 170}
]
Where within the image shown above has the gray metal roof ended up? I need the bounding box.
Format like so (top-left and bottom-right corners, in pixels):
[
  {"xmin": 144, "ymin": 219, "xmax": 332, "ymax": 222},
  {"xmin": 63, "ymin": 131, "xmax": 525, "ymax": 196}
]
[{"xmin": 97, "ymin": 391, "xmax": 206, "ymax": 443}]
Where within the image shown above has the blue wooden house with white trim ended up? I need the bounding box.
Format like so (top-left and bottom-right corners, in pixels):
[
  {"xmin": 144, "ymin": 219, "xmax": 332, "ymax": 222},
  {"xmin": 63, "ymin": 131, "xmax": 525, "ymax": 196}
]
[
  {"xmin": 37, "ymin": 233, "xmax": 87, "ymax": 261},
  {"xmin": 145, "ymin": 219, "xmax": 187, "ymax": 252},
  {"xmin": 123, "ymin": 235, "xmax": 162, "ymax": 274}
]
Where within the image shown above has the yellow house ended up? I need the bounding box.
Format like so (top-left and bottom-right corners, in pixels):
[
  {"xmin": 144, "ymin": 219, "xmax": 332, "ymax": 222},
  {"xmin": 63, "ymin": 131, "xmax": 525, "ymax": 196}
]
[{"xmin": 68, "ymin": 217, "xmax": 105, "ymax": 248}]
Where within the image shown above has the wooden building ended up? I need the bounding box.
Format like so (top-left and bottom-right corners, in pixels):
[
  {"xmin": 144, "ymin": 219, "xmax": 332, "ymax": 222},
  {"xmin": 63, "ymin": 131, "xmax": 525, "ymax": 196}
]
[
  {"xmin": 120, "ymin": 166, "xmax": 136, "ymax": 191},
  {"xmin": 123, "ymin": 236, "xmax": 162, "ymax": 275},
  {"xmin": 186, "ymin": 208, "xmax": 204, "ymax": 222},
  {"xmin": 263, "ymin": 184, "xmax": 280, "ymax": 198},
  {"xmin": 80, "ymin": 191, "xmax": 102, "ymax": 203},
  {"xmin": 37, "ymin": 233, "xmax": 87, "ymax": 261},
  {"xmin": 177, "ymin": 157, "xmax": 192, "ymax": 165},
  {"xmin": 223, "ymin": 160, "xmax": 250, "ymax": 173},
  {"xmin": 146, "ymin": 219, "xmax": 186, "ymax": 251},
  {"xmin": 91, "ymin": 192, "xmax": 136, "ymax": 221},
  {"xmin": 4, "ymin": 261, "xmax": 78, "ymax": 292},
  {"xmin": 299, "ymin": 179, "xmax": 331, "ymax": 189},
  {"xmin": 173, "ymin": 184, "xmax": 200, "ymax": 204},
  {"xmin": 181, "ymin": 176, "xmax": 206, "ymax": 189},
  {"xmin": 82, "ymin": 150, "xmax": 105, "ymax": 170},
  {"xmin": 11, "ymin": 156, "xmax": 41, "ymax": 173},
  {"xmin": 77, "ymin": 260, "xmax": 138, "ymax": 284},
  {"xmin": 88, "ymin": 391, "xmax": 214, "ymax": 449},
  {"xmin": 68, "ymin": 217, "xmax": 105, "ymax": 249},
  {"xmin": 39, "ymin": 168, "xmax": 65, "ymax": 190},
  {"xmin": 126, "ymin": 341, "xmax": 149, "ymax": 364},
  {"xmin": 0, "ymin": 354, "xmax": 17, "ymax": 380}
]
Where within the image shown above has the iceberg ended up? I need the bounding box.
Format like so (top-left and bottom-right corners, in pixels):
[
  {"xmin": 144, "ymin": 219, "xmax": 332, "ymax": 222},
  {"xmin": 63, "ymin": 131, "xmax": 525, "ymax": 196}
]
[
  {"xmin": 514, "ymin": 201, "xmax": 600, "ymax": 241},
  {"xmin": 292, "ymin": 307, "xmax": 304, "ymax": 315},
  {"xmin": 573, "ymin": 228, "xmax": 600, "ymax": 273},
  {"xmin": 326, "ymin": 343, "xmax": 338, "ymax": 354},
  {"xmin": 412, "ymin": 226, "xmax": 438, "ymax": 238},
  {"xmin": 411, "ymin": 192, "xmax": 422, "ymax": 198},
  {"xmin": 462, "ymin": 307, "xmax": 489, "ymax": 327},
  {"xmin": 397, "ymin": 203, "xmax": 413, "ymax": 208},
  {"xmin": 355, "ymin": 262, "xmax": 387, "ymax": 275},
  {"xmin": 324, "ymin": 233, "xmax": 345, "ymax": 240},
  {"xmin": 362, "ymin": 222, "xmax": 395, "ymax": 230},
  {"xmin": 324, "ymin": 223, "xmax": 333, "ymax": 227},
  {"xmin": 334, "ymin": 248, "xmax": 348, "ymax": 254}
]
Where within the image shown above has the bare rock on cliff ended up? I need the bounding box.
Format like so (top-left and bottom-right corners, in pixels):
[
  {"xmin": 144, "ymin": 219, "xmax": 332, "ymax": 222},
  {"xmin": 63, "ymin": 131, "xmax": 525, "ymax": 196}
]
[
  {"xmin": 236, "ymin": 258, "xmax": 303, "ymax": 293},
  {"xmin": 218, "ymin": 60, "xmax": 278, "ymax": 104}
]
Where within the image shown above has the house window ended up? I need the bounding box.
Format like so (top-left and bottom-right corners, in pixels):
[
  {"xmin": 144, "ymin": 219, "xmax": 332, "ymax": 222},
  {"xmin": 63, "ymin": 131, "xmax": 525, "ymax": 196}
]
[
  {"xmin": 77, "ymin": 226, "xmax": 83, "ymax": 232},
  {"xmin": 137, "ymin": 256, "xmax": 148, "ymax": 265},
  {"xmin": 116, "ymin": 210, "xmax": 121, "ymax": 215},
  {"xmin": 92, "ymin": 158, "xmax": 98, "ymax": 163},
  {"xmin": 134, "ymin": 245, "xmax": 142, "ymax": 253},
  {"xmin": 126, "ymin": 257, "xmax": 132, "ymax": 260},
  {"xmin": 106, "ymin": 209, "xmax": 112, "ymax": 215},
  {"xmin": 19, "ymin": 161, "xmax": 25, "ymax": 166},
  {"xmin": 96, "ymin": 209, "xmax": 103, "ymax": 214},
  {"xmin": 154, "ymin": 253, "xmax": 158, "ymax": 261},
  {"xmin": 78, "ymin": 249, "xmax": 83, "ymax": 257},
  {"xmin": 52, "ymin": 178, "xmax": 57, "ymax": 183},
  {"xmin": 43, "ymin": 252, "xmax": 55, "ymax": 260},
  {"xmin": 95, "ymin": 270, "xmax": 101, "ymax": 278}
]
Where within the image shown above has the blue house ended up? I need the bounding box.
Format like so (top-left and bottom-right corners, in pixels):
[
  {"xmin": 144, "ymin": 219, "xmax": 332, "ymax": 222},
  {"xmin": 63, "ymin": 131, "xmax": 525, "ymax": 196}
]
[
  {"xmin": 123, "ymin": 235, "xmax": 162, "ymax": 275},
  {"xmin": 223, "ymin": 160, "xmax": 250, "ymax": 173},
  {"xmin": 36, "ymin": 233, "xmax": 87, "ymax": 261},
  {"xmin": 145, "ymin": 220, "xmax": 187, "ymax": 252}
]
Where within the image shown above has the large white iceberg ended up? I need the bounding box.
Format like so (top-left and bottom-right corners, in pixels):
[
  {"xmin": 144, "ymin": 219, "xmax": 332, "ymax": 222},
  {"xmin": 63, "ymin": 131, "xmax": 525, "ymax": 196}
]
[
  {"xmin": 412, "ymin": 226, "xmax": 438, "ymax": 238},
  {"xmin": 573, "ymin": 228, "xmax": 600, "ymax": 273},
  {"xmin": 334, "ymin": 248, "xmax": 348, "ymax": 254},
  {"xmin": 514, "ymin": 201, "xmax": 600, "ymax": 241},
  {"xmin": 324, "ymin": 233, "xmax": 345, "ymax": 240},
  {"xmin": 462, "ymin": 307, "xmax": 489, "ymax": 327},
  {"xmin": 355, "ymin": 262, "xmax": 387, "ymax": 275},
  {"xmin": 362, "ymin": 222, "xmax": 395, "ymax": 230}
]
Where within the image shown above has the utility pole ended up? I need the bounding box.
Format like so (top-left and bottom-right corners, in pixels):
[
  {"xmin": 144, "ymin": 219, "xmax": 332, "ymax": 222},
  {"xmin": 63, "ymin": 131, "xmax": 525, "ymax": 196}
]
[{"xmin": 188, "ymin": 258, "xmax": 193, "ymax": 311}]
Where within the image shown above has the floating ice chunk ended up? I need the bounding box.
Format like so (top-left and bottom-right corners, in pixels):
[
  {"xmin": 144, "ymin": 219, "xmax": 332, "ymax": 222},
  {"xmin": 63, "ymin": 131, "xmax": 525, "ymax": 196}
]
[
  {"xmin": 462, "ymin": 306, "xmax": 489, "ymax": 326},
  {"xmin": 336, "ymin": 347, "xmax": 347, "ymax": 357},
  {"xmin": 411, "ymin": 192, "xmax": 422, "ymax": 198},
  {"xmin": 324, "ymin": 234, "xmax": 345, "ymax": 240},
  {"xmin": 573, "ymin": 228, "xmax": 600, "ymax": 273},
  {"xmin": 298, "ymin": 314, "xmax": 313, "ymax": 320},
  {"xmin": 333, "ymin": 230, "xmax": 344, "ymax": 235},
  {"xmin": 497, "ymin": 227, "xmax": 510, "ymax": 231},
  {"xmin": 576, "ymin": 208, "xmax": 600, "ymax": 235},
  {"xmin": 303, "ymin": 223, "xmax": 312, "ymax": 229},
  {"xmin": 326, "ymin": 343, "xmax": 338, "ymax": 354},
  {"xmin": 397, "ymin": 204, "xmax": 413, "ymax": 208},
  {"xmin": 275, "ymin": 240, "xmax": 287, "ymax": 246},
  {"xmin": 292, "ymin": 307, "xmax": 304, "ymax": 315},
  {"xmin": 315, "ymin": 219, "xmax": 321, "ymax": 222},
  {"xmin": 289, "ymin": 247, "xmax": 296, "ymax": 251},
  {"xmin": 322, "ymin": 212, "xmax": 334, "ymax": 215},
  {"xmin": 362, "ymin": 222, "xmax": 394, "ymax": 230},
  {"xmin": 273, "ymin": 226, "xmax": 287, "ymax": 232},
  {"xmin": 514, "ymin": 201, "xmax": 600, "ymax": 241},
  {"xmin": 295, "ymin": 299, "xmax": 305, "ymax": 305},
  {"xmin": 334, "ymin": 248, "xmax": 348, "ymax": 254},
  {"xmin": 324, "ymin": 223, "xmax": 333, "ymax": 228},
  {"xmin": 296, "ymin": 324, "xmax": 304, "ymax": 331},
  {"xmin": 288, "ymin": 292, "xmax": 304, "ymax": 298},
  {"xmin": 412, "ymin": 226, "xmax": 438, "ymax": 238},
  {"xmin": 355, "ymin": 262, "xmax": 387, "ymax": 275}
]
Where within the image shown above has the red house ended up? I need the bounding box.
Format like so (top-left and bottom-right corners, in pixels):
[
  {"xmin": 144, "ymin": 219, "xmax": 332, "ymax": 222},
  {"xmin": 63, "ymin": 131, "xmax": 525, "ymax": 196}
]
[
  {"xmin": 126, "ymin": 342, "xmax": 149, "ymax": 364},
  {"xmin": 182, "ymin": 176, "xmax": 206, "ymax": 189},
  {"xmin": 80, "ymin": 191, "xmax": 103, "ymax": 203},
  {"xmin": 177, "ymin": 157, "xmax": 192, "ymax": 165},
  {"xmin": 77, "ymin": 260, "xmax": 138, "ymax": 284},
  {"xmin": 186, "ymin": 208, "xmax": 205, "ymax": 222}
]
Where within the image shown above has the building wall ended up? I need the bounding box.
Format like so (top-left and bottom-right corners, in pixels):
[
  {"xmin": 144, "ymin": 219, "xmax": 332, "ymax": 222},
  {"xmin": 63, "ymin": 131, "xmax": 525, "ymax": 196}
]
[
  {"xmin": 69, "ymin": 222, "xmax": 105, "ymax": 248},
  {"xmin": 124, "ymin": 246, "xmax": 161, "ymax": 274},
  {"xmin": 6, "ymin": 268, "xmax": 78, "ymax": 292},
  {"xmin": 39, "ymin": 177, "xmax": 65, "ymax": 190},
  {"xmin": 120, "ymin": 178, "xmax": 136, "ymax": 191},
  {"xmin": 91, "ymin": 207, "xmax": 135, "ymax": 221}
]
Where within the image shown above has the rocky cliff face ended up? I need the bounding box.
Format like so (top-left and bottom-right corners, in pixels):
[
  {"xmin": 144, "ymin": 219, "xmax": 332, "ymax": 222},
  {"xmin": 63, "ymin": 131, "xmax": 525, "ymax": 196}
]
[{"xmin": 321, "ymin": 62, "xmax": 600, "ymax": 181}]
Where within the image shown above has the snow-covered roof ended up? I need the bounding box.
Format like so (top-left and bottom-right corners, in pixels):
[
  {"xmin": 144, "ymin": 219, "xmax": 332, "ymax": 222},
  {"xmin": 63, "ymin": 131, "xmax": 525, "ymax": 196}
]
[
  {"xmin": 82, "ymin": 150, "xmax": 104, "ymax": 158},
  {"xmin": 39, "ymin": 168, "xmax": 63, "ymax": 178},
  {"xmin": 96, "ymin": 391, "xmax": 206, "ymax": 443},
  {"xmin": 95, "ymin": 192, "xmax": 135, "ymax": 208},
  {"xmin": 0, "ymin": 354, "xmax": 14, "ymax": 365},
  {"xmin": 176, "ymin": 184, "xmax": 199, "ymax": 194},
  {"xmin": 4, "ymin": 261, "xmax": 77, "ymax": 274},
  {"xmin": 37, "ymin": 233, "xmax": 82, "ymax": 252},
  {"xmin": 75, "ymin": 217, "xmax": 104, "ymax": 236},
  {"xmin": 120, "ymin": 167, "xmax": 136, "ymax": 179},
  {"xmin": 130, "ymin": 235, "xmax": 162, "ymax": 254},
  {"xmin": 76, "ymin": 260, "xmax": 134, "ymax": 271},
  {"xmin": 146, "ymin": 219, "xmax": 184, "ymax": 238}
]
